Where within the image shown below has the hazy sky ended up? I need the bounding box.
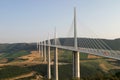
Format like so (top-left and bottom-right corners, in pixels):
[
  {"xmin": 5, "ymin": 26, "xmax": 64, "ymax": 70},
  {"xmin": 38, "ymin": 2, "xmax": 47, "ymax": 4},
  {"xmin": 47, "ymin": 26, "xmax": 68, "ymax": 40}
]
[{"xmin": 0, "ymin": 0, "xmax": 120, "ymax": 43}]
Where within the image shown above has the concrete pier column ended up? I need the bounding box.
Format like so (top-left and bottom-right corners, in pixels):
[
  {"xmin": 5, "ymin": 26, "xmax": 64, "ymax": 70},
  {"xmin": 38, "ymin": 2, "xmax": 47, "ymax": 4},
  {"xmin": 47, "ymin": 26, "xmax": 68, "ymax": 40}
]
[
  {"xmin": 43, "ymin": 41, "xmax": 47, "ymax": 62},
  {"xmin": 38, "ymin": 42, "xmax": 40, "ymax": 57},
  {"xmin": 47, "ymin": 45, "xmax": 51, "ymax": 79},
  {"xmin": 37, "ymin": 42, "xmax": 39, "ymax": 52},
  {"xmin": 47, "ymin": 36, "xmax": 51, "ymax": 80},
  {"xmin": 54, "ymin": 28, "xmax": 58, "ymax": 80},
  {"xmin": 54, "ymin": 47, "xmax": 58, "ymax": 80},
  {"xmin": 40, "ymin": 42, "xmax": 43, "ymax": 57},
  {"xmin": 40, "ymin": 42, "xmax": 41, "ymax": 56},
  {"xmin": 72, "ymin": 52, "xmax": 75, "ymax": 77},
  {"xmin": 41, "ymin": 42, "xmax": 43, "ymax": 58},
  {"xmin": 42, "ymin": 42, "xmax": 44, "ymax": 62},
  {"xmin": 73, "ymin": 51, "xmax": 80, "ymax": 79}
]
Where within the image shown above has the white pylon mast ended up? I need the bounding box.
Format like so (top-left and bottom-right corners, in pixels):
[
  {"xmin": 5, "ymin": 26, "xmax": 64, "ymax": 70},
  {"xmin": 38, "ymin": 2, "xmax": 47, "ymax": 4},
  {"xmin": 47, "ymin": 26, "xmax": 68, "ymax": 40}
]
[{"xmin": 73, "ymin": 7, "xmax": 80, "ymax": 79}]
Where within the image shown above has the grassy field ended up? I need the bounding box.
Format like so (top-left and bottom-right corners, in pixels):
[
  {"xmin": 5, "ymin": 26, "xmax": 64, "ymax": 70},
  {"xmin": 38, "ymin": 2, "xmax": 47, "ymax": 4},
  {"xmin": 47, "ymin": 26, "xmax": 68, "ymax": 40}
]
[
  {"xmin": 0, "ymin": 50, "xmax": 30, "ymax": 63},
  {"xmin": 0, "ymin": 50, "xmax": 29, "ymax": 59},
  {"xmin": 0, "ymin": 41, "xmax": 120, "ymax": 79},
  {"xmin": 0, "ymin": 59, "xmax": 120, "ymax": 80},
  {"xmin": 0, "ymin": 66, "xmax": 31, "ymax": 79}
]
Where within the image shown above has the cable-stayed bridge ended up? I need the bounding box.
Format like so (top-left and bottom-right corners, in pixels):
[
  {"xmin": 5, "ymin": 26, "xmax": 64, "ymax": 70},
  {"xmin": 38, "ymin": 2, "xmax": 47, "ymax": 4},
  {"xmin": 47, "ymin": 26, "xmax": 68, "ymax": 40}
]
[
  {"xmin": 37, "ymin": 8, "xmax": 120, "ymax": 80},
  {"xmin": 43, "ymin": 44, "xmax": 120, "ymax": 60}
]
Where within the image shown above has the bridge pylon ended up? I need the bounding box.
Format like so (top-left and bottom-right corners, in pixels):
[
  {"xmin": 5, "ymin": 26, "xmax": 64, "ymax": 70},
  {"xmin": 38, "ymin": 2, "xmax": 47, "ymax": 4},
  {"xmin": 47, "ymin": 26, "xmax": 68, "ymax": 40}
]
[{"xmin": 73, "ymin": 7, "xmax": 80, "ymax": 79}]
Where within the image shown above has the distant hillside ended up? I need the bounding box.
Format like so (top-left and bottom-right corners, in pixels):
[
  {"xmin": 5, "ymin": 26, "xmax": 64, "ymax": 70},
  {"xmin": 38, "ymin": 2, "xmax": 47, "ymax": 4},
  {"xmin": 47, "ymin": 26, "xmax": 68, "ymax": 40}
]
[
  {"xmin": 0, "ymin": 43, "xmax": 36, "ymax": 60},
  {"xmin": 0, "ymin": 43, "xmax": 36, "ymax": 53},
  {"xmin": 0, "ymin": 38, "xmax": 119, "ymax": 59},
  {"xmin": 0, "ymin": 38, "xmax": 120, "ymax": 53}
]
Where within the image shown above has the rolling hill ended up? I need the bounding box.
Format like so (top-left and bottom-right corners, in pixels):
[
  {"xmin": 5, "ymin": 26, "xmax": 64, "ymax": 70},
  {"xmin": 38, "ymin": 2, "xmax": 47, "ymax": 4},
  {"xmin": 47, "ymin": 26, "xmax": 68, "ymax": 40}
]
[
  {"xmin": 0, "ymin": 38, "xmax": 120, "ymax": 80},
  {"xmin": 0, "ymin": 38, "xmax": 119, "ymax": 60}
]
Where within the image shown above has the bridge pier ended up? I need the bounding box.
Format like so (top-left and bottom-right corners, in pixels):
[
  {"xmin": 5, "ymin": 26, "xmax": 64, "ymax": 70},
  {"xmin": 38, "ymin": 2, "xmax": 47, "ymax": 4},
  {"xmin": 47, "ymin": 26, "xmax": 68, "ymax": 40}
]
[
  {"xmin": 37, "ymin": 42, "xmax": 39, "ymax": 53},
  {"xmin": 54, "ymin": 28, "xmax": 59, "ymax": 80},
  {"xmin": 41, "ymin": 42, "xmax": 43, "ymax": 58},
  {"xmin": 47, "ymin": 37, "xmax": 51, "ymax": 80},
  {"xmin": 73, "ymin": 51, "xmax": 80, "ymax": 80},
  {"xmin": 38, "ymin": 42, "xmax": 40, "ymax": 57},
  {"xmin": 47, "ymin": 46, "xmax": 51, "ymax": 79},
  {"xmin": 40, "ymin": 42, "xmax": 41, "ymax": 56},
  {"xmin": 43, "ymin": 41, "xmax": 47, "ymax": 62},
  {"xmin": 54, "ymin": 47, "xmax": 58, "ymax": 80}
]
